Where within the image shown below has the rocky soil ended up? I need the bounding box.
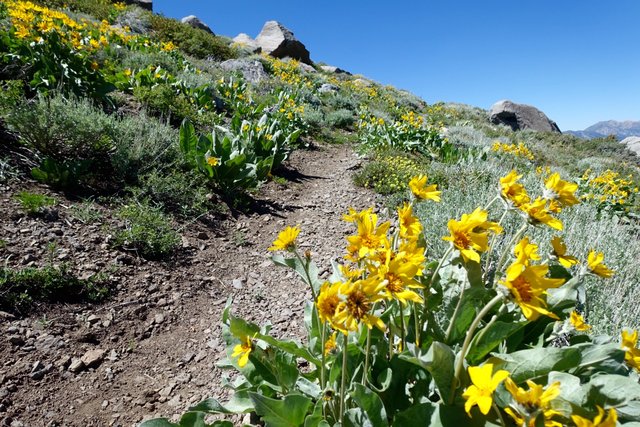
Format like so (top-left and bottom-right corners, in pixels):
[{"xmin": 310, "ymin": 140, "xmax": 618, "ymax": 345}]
[{"xmin": 0, "ymin": 143, "xmax": 380, "ymax": 426}]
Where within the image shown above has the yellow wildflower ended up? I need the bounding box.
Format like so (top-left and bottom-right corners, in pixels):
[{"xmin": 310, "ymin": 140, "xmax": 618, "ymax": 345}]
[
  {"xmin": 409, "ymin": 174, "xmax": 441, "ymax": 202},
  {"xmin": 206, "ymin": 156, "xmax": 220, "ymax": 167},
  {"xmin": 572, "ymin": 406, "xmax": 618, "ymax": 427},
  {"xmin": 268, "ymin": 225, "xmax": 300, "ymax": 251},
  {"xmin": 443, "ymin": 208, "xmax": 502, "ymax": 263},
  {"xmin": 324, "ymin": 332, "xmax": 337, "ymax": 356},
  {"xmin": 544, "ymin": 172, "xmax": 580, "ymax": 212},
  {"xmin": 231, "ymin": 335, "xmax": 252, "ymax": 367},
  {"xmin": 504, "ymin": 378, "xmax": 562, "ymax": 427},
  {"xmin": 587, "ymin": 250, "xmax": 614, "ymax": 278},
  {"xmin": 621, "ymin": 329, "xmax": 640, "ymax": 372},
  {"xmin": 372, "ymin": 249, "xmax": 424, "ymax": 305},
  {"xmin": 519, "ymin": 197, "xmax": 563, "ymax": 230},
  {"xmin": 345, "ymin": 210, "xmax": 390, "ymax": 260},
  {"xmin": 397, "ymin": 203, "xmax": 422, "ymax": 241},
  {"xmin": 501, "ymin": 263, "xmax": 565, "ymax": 321},
  {"xmin": 316, "ymin": 282, "xmax": 341, "ymax": 324},
  {"xmin": 500, "ymin": 170, "xmax": 530, "ymax": 207},
  {"xmin": 462, "ymin": 363, "xmax": 509, "ymax": 416},
  {"xmin": 550, "ymin": 236, "xmax": 578, "ymax": 268},
  {"xmin": 333, "ymin": 279, "xmax": 385, "ymax": 334},
  {"xmin": 570, "ymin": 311, "xmax": 591, "ymax": 332}
]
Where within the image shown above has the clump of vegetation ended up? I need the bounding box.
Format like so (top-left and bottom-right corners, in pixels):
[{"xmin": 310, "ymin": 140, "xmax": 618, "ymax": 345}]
[
  {"xmin": 14, "ymin": 191, "xmax": 56, "ymax": 215},
  {"xmin": 353, "ymin": 153, "xmax": 423, "ymax": 194},
  {"xmin": 113, "ymin": 200, "xmax": 181, "ymax": 259},
  {"xmin": 0, "ymin": 265, "xmax": 110, "ymax": 314}
]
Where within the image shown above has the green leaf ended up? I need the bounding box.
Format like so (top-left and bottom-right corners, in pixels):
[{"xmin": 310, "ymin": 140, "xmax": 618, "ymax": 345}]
[
  {"xmin": 304, "ymin": 400, "xmax": 328, "ymax": 427},
  {"xmin": 349, "ymin": 383, "xmax": 388, "ymax": 427},
  {"xmin": 249, "ymin": 393, "xmax": 312, "ymax": 427},
  {"xmin": 228, "ymin": 312, "xmax": 260, "ymax": 338},
  {"xmin": 188, "ymin": 395, "xmax": 253, "ymax": 414},
  {"xmin": 572, "ymin": 343, "xmax": 626, "ymax": 377},
  {"xmin": 392, "ymin": 402, "xmax": 437, "ymax": 427},
  {"xmin": 256, "ymin": 333, "xmax": 321, "ymax": 368},
  {"xmin": 400, "ymin": 342, "xmax": 456, "ymax": 404},
  {"xmin": 467, "ymin": 320, "xmax": 528, "ymax": 365},
  {"xmin": 487, "ymin": 347, "xmax": 581, "ymax": 383},
  {"xmin": 270, "ymin": 254, "xmax": 321, "ymax": 294},
  {"xmin": 139, "ymin": 419, "xmax": 178, "ymax": 427}
]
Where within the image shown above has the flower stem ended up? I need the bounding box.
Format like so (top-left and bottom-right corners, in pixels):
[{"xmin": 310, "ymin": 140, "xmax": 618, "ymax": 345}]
[
  {"xmin": 450, "ymin": 293, "xmax": 503, "ymax": 403},
  {"xmin": 493, "ymin": 402, "xmax": 507, "ymax": 427},
  {"xmin": 320, "ymin": 322, "xmax": 326, "ymax": 390},
  {"xmin": 444, "ymin": 281, "xmax": 466, "ymax": 343},
  {"xmin": 399, "ymin": 303, "xmax": 406, "ymax": 351},
  {"xmin": 294, "ymin": 250, "xmax": 317, "ymax": 301},
  {"xmin": 484, "ymin": 195, "xmax": 501, "ymax": 211},
  {"xmin": 484, "ymin": 209, "xmax": 509, "ymax": 278},
  {"xmin": 340, "ymin": 333, "xmax": 348, "ymax": 425},
  {"xmin": 493, "ymin": 223, "xmax": 528, "ymax": 283},
  {"xmin": 413, "ymin": 302, "xmax": 421, "ymax": 347},
  {"xmin": 363, "ymin": 329, "xmax": 371, "ymax": 386}
]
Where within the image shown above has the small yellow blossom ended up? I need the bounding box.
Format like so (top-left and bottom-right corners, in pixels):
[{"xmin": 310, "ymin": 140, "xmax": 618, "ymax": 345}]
[
  {"xmin": 587, "ymin": 250, "xmax": 614, "ymax": 278},
  {"xmin": 572, "ymin": 406, "xmax": 618, "ymax": 427},
  {"xmin": 268, "ymin": 225, "xmax": 301, "ymax": 251},
  {"xmin": 409, "ymin": 174, "xmax": 441, "ymax": 201},
  {"xmin": 443, "ymin": 208, "xmax": 502, "ymax": 263},
  {"xmin": 231, "ymin": 335, "xmax": 253, "ymax": 367},
  {"xmin": 570, "ymin": 311, "xmax": 591, "ymax": 332},
  {"xmin": 462, "ymin": 363, "xmax": 509, "ymax": 416},
  {"xmin": 621, "ymin": 329, "xmax": 640, "ymax": 372},
  {"xmin": 550, "ymin": 236, "xmax": 578, "ymax": 268},
  {"xmin": 504, "ymin": 378, "xmax": 562, "ymax": 427}
]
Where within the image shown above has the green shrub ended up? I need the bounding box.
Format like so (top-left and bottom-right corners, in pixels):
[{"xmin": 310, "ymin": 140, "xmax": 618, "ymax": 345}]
[
  {"xmin": 0, "ymin": 265, "xmax": 110, "ymax": 315},
  {"xmin": 326, "ymin": 108, "xmax": 355, "ymax": 129},
  {"xmin": 138, "ymin": 169, "xmax": 215, "ymax": 218},
  {"xmin": 353, "ymin": 153, "xmax": 423, "ymax": 195},
  {"xmin": 113, "ymin": 200, "xmax": 180, "ymax": 258},
  {"xmin": 148, "ymin": 14, "xmax": 236, "ymax": 60},
  {"xmin": 14, "ymin": 191, "xmax": 57, "ymax": 215},
  {"xmin": 70, "ymin": 200, "xmax": 104, "ymax": 223},
  {"xmin": 32, "ymin": 0, "xmax": 121, "ymax": 22}
]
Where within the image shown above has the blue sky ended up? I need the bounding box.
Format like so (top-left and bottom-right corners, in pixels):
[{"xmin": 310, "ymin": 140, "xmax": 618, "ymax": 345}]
[{"xmin": 154, "ymin": 1, "xmax": 640, "ymax": 131}]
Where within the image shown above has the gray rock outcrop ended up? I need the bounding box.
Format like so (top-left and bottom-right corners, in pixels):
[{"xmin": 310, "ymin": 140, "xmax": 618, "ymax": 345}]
[
  {"xmin": 320, "ymin": 65, "xmax": 351, "ymax": 75},
  {"xmin": 123, "ymin": 0, "xmax": 152, "ymax": 11},
  {"xmin": 255, "ymin": 21, "xmax": 312, "ymax": 64},
  {"xmin": 220, "ymin": 59, "xmax": 268, "ymax": 84},
  {"xmin": 232, "ymin": 33, "xmax": 261, "ymax": 53},
  {"xmin": 181, "ymin": 15, "xmax": 214, "ymax": 34},
  {"xmin": 620, "ymin": 136, "xmax": 640, "ymax": 156},
  {"xmin": 489, "ymin": 100, "xmax": 561, "ymax": 133}
]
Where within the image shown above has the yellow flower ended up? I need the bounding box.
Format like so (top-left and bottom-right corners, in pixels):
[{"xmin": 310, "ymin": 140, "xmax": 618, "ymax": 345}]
[
  {"xmin": 519, "ymin": 197, "xmax": 563, "ymax": 230},
  {"xmin": 231, "ymin": 335, "xmax": 252, "ymax": 367},
  {"xmin": 550, "ymin": 236, "xmax": 578, "ymax": 268},
  {"xmin": 317, "ymin": 282, "xmax": 341, "ymax": 323},
  {"xmin": 500, "ymin": 170, "xmax": 530, "ymax": 207},
  {"xmin": 90, "ymin": 61, "xmax": 99, "ymax": 71},
  {"xmin": 513, "ymin": 237, "xmax": 540, "ymax": 269},
  {"xmin": 123, "ymin": 68, "xmax": 132, "ymax": 77},
  {"xmin": 268, "ymin": 225, "xmax": 300, "ymax": 251},
  {"xmin": 409, "ymin": 174, "xmax": 441, "ymax": 202},
  {"xmin": 543, "ymin": 172, "xmax": 580, "ymax": 212},
  {"xmin": 621, "ymin": 329, "xmax": 640, "ymax": 372},
  {"xmin": 570, "ymin": 311, "xmax": 591, "ymax": 332},
  {"xmin": 462, "ymin": 363, "xmax": 509, "ymax": 416},
  {"xmin": 397, "ymin": 203, "xmax": 422, "ymax": 240},
  {"xmin": 345, "ymin": 210, "xmax": 390, "ymax": 260},
  {"xmin": 442, "ymin": 208, "xmax": 502, "ymax": 263},
  {"xmin": 572, "ymin": 406, "xmax": 618, "ymax": 427},
  {"xmin": 206, "ymin": 156, "xmax": 220, "ymax": 167},
  {"xmin": 333, "ymin": 279, "xmax": 385, "ymax": 334},
  {"xmin": 587, "ymin": 250, "xmax": 615, "ymax": 278},
  {"xmin": 501, "ymin": 263, "xmax": 565, "ymax": 321},
  {"xmin": 372, "ymin": 249, "xmax": 424, "ymax": 305},
  {"xmin": 504, "ymin": 378, "xmax": 562, "ymax": 427},
  {"xmin": 324, "ymin": 332, "xmax": 337, "ymax": 356}
]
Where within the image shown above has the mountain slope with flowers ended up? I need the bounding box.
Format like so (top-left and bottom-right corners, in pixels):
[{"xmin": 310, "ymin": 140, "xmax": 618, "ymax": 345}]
[{"xmin": 1, "ymin": 1, "xmax": 640, "ymax": 426}]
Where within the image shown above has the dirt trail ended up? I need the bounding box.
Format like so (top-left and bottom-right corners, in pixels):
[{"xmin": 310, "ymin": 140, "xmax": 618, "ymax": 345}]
[{"xmin": 0, "ymin": 143, "xmax": 380, "ymax": 426}]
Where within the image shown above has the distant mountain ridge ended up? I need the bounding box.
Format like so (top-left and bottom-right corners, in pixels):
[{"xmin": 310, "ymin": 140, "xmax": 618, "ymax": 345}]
[{"xmin": 566, "ymin": 120, "xmax": 640, "ymax": 140}]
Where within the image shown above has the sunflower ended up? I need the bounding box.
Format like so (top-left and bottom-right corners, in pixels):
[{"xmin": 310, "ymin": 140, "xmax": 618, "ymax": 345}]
[
  {"xmin": 504, "ymin": 378, "xmax": 562, "ymax": 427},
  {"xmin": 501, "ymin": 263, "xmax": 565, "ymax": 321},
  {"xmin": 462, "ymin": 363, "xmax": 509, "ymax": 416},
  {"xmin": 333, "ymin": 279, "xmax": 385, "ymax": 334},
  {"xmin": 268, "ymin": 225, "xmax": 301, "ymax": 251},
  {"xmin": 442, "ymin": 208, "xmax": 502, "ymax": 263},
  {"xmin": 408, "ymin": 174, "xmax": 441, "ymax": 202}
]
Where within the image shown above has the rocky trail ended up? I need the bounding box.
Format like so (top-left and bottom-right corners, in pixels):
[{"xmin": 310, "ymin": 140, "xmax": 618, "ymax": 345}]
[{"xmin": 0, "ymin": 143, "xmax": 379, "ymax": 426}]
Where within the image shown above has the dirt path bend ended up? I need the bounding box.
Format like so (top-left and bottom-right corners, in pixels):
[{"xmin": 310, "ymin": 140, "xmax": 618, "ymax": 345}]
[{"xmin": 0, "ymin": 143, "xmax": 381, "ymax": 426}]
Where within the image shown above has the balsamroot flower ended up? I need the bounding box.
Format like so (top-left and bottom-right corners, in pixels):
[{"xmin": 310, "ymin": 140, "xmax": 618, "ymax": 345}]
[
  {"xmin": 513, "ymin": 237, "xmax": 541, "ymax": 269},
  {"xmin": 462, "ymin": 363, "xmax": 509, "ymax": 416},
  {"xmin": 519, "ymin": 197, "xmax": 563, "ymax": 231},
  {"xmin": 500, "ymin": 170, "xmax": 530, "ymax": 207},
  {"xmin": 231, "ymin": 335, "xmax": 253, "ymax": 367},
  {"xmin": 333, "ymin": 279, "xmax": 385, "ymax": 334},
  {"xmin": 504, "ymin": 378, "xmax": 562, "ymax": 427},
  {"xmin": 372, "ymin": 249, "xmax": 424, "ymax": 305},
  {"xmin": 344, "ymin": 209, "xmax": 390, "ymax": 260},
  {"xmin": 550, "ymin": 236, "xmax": 578, "ymax": 268},
  {"xmin": 443, "ymin": 208, "xmax": 502, "ymax": 263},
  {"xmin": 572, "ymin": 406, "xmax": 618, "ymax": 427},
  {"xmin": 409, "ymin": 174, "xmax": 441, "ymax": 202},
  {"xmin": 501, "ymin": 261, "xmax": 565, "ymax": 321},
  {"xmin": 621, "ymin": 329, "xmax": 640, "ymax": 372},
  {"xmin": 268, "ymin": 225, "xmax": 300, "ymax": 251},
  {"xmin": 587, "ymin": 250, "xmax": 615, "ymax": 278},
  {"xmin": 316, "ymin": 282, "xmax": 341, "ymax": 324},
  {"xmin": 570, "ymin": 311, "xmax": 591, "ymax": 332},
  {"xmin": 397, "ymin": 203, "xmax": 422, "ymax": 240},
  {"xmin": 543, "ymin": 172, "xmax": 580, "ymax": 212}
]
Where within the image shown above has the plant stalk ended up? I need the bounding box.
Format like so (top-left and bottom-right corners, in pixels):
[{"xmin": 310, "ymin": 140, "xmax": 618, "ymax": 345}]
[
  {"xmin": 320, "ymin": 322, "xmax": 326, "ymax": 390},
  {"xmin": 450, "ymin": 294, "xmax": 503, "ymax": 403},
  {"xmin": 363, "ymin": 328, "xmax": 371, "ymax": 386},
  {"xmin": 493, "ymin": 223, "xmax": 528, "ymax": 283},
  {"xmin": 294, "ymin": 249, "xmax": 317, "ymax": 301},
  {"xmin": 339, "ymin": 333, "xmax": 348, "ymax": 425}
]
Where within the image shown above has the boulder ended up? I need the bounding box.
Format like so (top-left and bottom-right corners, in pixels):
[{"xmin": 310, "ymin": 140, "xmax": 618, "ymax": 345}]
[
  {"xmin": 620, "ymin": 136, "xmax": 640, "ymax": 156},
  {"xmin": 255, "ymin": 21, "xmax": 312, "ymax": 65},
  {"xmin": 232, "ymin": 33, "xmax": 261, "ymax": 53},
  {"xmin": 489, "ymin": 100, "xmax": 561, "ymax": 133},
  {"xmin": 318, "ymin": 83, "xmax": 339, "ymax": 94},
  {"xmin": 320, "ymin": 65, "xmax": 351, "ymax": 75},
  {"xmin": 123, "ymin": 0, "xmax": 152, "ymax": 11},
  {"xmin": 181, "ymin": 15, "xmax": 214, "ymax": 35},
  {"xmin": 220, "ymin": 59, "xmax": 268, "ymax": 84}
]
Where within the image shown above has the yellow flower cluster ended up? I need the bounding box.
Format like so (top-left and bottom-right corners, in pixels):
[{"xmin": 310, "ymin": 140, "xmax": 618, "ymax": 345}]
[
  {"xmin": 492, "ymin": 141, "xmax": 535, "ymax": 161},
  {"xmin": 425, "ymin": 103, "xmax": 460, "ymax": 123},
  {"xmin": 342, "ymin": 79, "xmax": 379, "ymax": 99},
  {"xmin": 360, "ymin": 155, "xmax": 422, "ymax": 194},
  {"xmin": 400, "ymin": 111, "xmax": 424, "ymax": 129},
  {"xmin": 580, "ymin": 169, "xmax": 638, "ymax": 207},
  {"xmin": 278, "ymin": 97, "xmax": 304, "ymax": 120},
  {"xmin": 263, "ymin": 55, "xmax": 313, "ymax": 88}
]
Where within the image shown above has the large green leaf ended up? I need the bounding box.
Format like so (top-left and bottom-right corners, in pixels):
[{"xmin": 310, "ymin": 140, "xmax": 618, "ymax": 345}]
[
  {"xmin": 400, "ymin": 342, "xmax": 455, "ymax": 404},
  {"xmin": 466, "ymin": 320, "xmax": 528, "ymax": 365},
  {"xmin": 271, "ymin": 254, "xmax": 321, "ymax": 294},
  {"xmin": 249, "ymin": 393, "xmax": 312, "ymax": 427},
  {"xmin": 349, "ymin": 384, "xmax": 389, "ymax": 427},
  {"xmin": 571, "ymin": 343, "xmax": 626, "ymax": 377},
  {"xmin": 487, "ymin": 347, "xmax": 581, "ymax": 383},
  {"xmin": 188, "ymin": 394, "xmax": 253, "ymax": 414}
]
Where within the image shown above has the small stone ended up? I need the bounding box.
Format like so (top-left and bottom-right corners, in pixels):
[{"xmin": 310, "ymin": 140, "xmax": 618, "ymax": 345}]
[
  {"xmin": 231, "ymin": 279, "xmax": 243, "ymax": 290},
  {"xmin": 196, "ymin": 231, "xmax": 208, "ymax": 240},
  {"xmin": 182, "ymin": 353, "xmax": 194, "ymax": 364},
  {"xmin": 154, "ymin": 314, "xmax": 165, "ymax": 325},
  {"xmin": 68, "ymin": 358, "xmax": 85, "ymax": 373},
  {"xmin": 80, "ymin": 349, "xmax": 105, "ymax": 369},
  {"xmin": 31, "ymin": 361, "xmax": 44, "ymax": 373},
  {"xmin": 86, "ymin": 315, "xmax": 100, "ymax": 325},
  {"xmin": 7, "ymin": 336, "xmax": 23, "ymax": 346},
  {"xmin": 194, "ymin": 351, "xmax": 207, "ymax": 363}
]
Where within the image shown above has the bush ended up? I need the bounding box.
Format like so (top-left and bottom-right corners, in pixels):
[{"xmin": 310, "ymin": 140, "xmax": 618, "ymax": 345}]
[
  {"xmin": 326, "ymin": 108, "xmax": 355, "ymax": 129},
  {"xmin": 31, "ymin": 0, "xmax": 121, "ymax": 22},
  {"xmin": 0, "ymin": 265, "xmax": 110, "ymax": 315},
  {"xmin": 113, "ymin": 200, "xmax": 181, "ymax": 259},
  {"xmin": 148, "ymin": 14, "xmax": 236, "ymax": 60},
  {"xmin": 353, "ymin": 153, "xmax": 423, "ymax": 195},
  {"xmin": 138, "ymin": 169, "xmax": 215, "ymax": 218}
]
